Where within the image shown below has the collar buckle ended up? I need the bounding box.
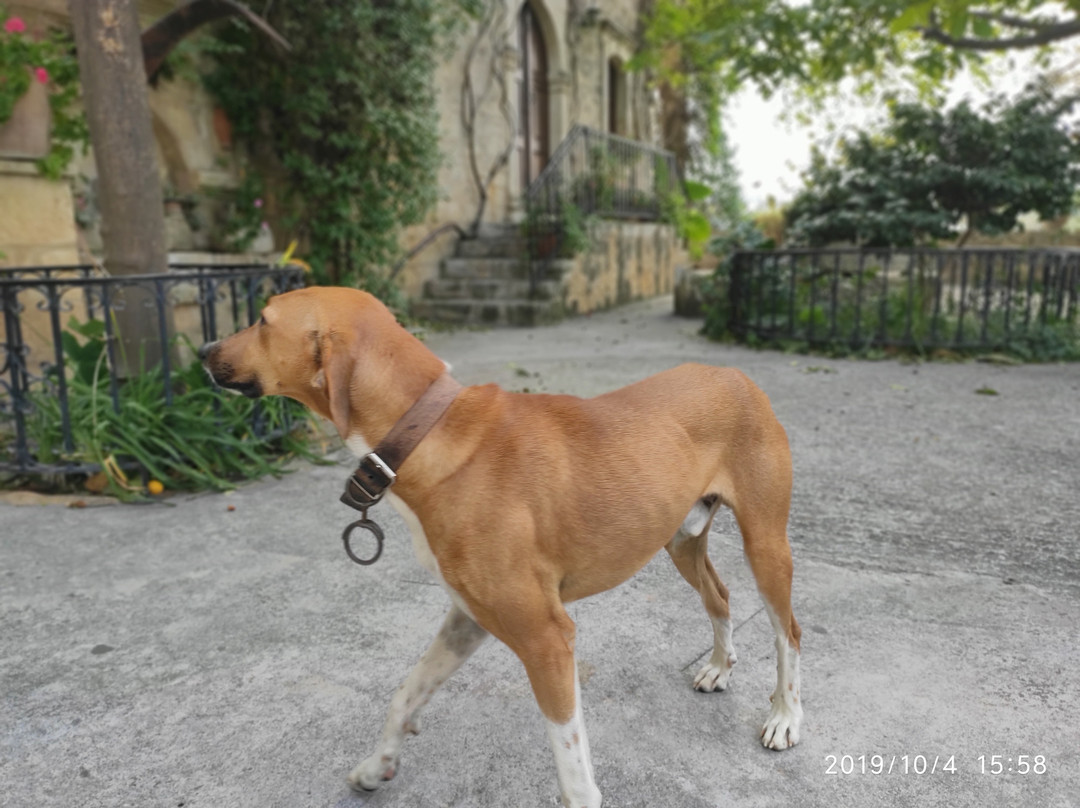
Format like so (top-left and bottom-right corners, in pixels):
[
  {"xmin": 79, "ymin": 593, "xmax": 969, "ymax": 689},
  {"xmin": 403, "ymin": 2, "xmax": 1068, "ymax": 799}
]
[{"xmin": 340, "ymin": 452, "xmax": 397, "ymax": 511}]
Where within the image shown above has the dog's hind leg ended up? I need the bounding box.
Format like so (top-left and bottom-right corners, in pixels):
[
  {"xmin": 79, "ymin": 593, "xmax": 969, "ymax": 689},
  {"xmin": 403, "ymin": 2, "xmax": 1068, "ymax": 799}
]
[
  {"xmin": 348, "ymin": 605, "xmax": 487, "ymax": 791},
  {"xmin": 742, "ymin": 521, "xmax": 802, "ymax": 750},
  {"xmin": 666, "ymin": 495, "xmax": 738, "ymax": 692},
  {"xmin": 731, "ymin": 442, "xmax": 803, "ymax": 750}
]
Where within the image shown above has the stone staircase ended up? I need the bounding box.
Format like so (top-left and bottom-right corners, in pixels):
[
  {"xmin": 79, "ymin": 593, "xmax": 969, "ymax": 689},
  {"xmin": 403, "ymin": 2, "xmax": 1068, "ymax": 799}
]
[{"xmin": 411, "ymin": 226, "xmax": 567, "ymax": 327}]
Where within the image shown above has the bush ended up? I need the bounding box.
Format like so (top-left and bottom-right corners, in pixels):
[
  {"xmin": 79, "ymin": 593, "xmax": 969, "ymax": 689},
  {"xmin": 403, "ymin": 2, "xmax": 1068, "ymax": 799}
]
[
  {"xmin": 701, "ymin": 220, "xmax": 775, "ymax": 338},
  {"xmin": 6, "ymin": 319, "xmax": 317, "ymax": 498},
  {"xmin": 703, "ymin": 249, "xmax": 1080, "ymax": 361}
]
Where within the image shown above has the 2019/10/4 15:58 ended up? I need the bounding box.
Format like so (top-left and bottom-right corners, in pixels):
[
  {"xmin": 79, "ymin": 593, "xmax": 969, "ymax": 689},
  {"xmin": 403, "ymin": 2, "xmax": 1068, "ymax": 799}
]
[{"xmin": 824, "ymin": 754, "xmax": 1048, "ymax": 775}]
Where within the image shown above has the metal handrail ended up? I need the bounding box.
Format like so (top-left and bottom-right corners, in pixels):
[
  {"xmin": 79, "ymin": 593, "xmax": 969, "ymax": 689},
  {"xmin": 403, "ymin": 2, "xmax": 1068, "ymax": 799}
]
[
  {"xmin": 524, "ymin": 124, "xmax": 587, "ymax": 200},
  {"xmin": 523, "ymin": 125, "xmax": 678, "ymax": 290}
]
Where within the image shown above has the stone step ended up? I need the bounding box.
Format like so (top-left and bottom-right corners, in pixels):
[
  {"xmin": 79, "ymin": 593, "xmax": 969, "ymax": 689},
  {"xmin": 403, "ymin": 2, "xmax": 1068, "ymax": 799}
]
[
  {"xmin": 411, "ymin": 298, "xmax": 564, "ymax": 328},
  {"xmin": 424, "ymin": 278, "xmax": 561, "ymax": 301},
  {"xmin": 441, "ymin": 256, "xmax": 572, "ymax": 281},
  {"xmin": 455, "ymin": 236, "xmax": 527, "ymax": 259},
  {"xmin": 474, "ymin": 222, "xmax": 522, "ymax": 240},
  {"xmin": 441, "ymin": 257, "xmax": 527, "ymax": 280}
]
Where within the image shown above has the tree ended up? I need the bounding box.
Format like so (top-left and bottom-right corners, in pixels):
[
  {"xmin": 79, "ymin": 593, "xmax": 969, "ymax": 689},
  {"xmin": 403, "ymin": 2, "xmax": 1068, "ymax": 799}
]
[
  {"xmin": 785, "ymin": 83, "xmax": 1080, "ymax": 247},
  {"xmin": 69, "ymin": 0, "xmax": 169, "ymax": 373},
  {"xmin": 69, "ymin": 0, "xmax": 167, "ymax": 279},
  {"xmin": 639, "ymin": 1, "xmax": 1080, "ymax": 104},
  {"xmin": 784, "ymin": 138, "xmax": 955, "ymax": 248}
]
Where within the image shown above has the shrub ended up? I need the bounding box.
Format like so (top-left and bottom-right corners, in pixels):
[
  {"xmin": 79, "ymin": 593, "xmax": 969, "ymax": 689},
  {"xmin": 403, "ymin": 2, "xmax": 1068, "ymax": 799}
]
[{"xmin": 7, "ymin": 318, "xmax": 317, "ymax": 498}]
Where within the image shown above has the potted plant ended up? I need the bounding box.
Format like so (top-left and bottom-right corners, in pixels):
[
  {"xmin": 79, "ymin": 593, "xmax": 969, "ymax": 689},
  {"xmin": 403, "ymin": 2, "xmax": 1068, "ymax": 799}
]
[{"xmin": 0, "ymin": 8, "xmax": 86, "ymax": 176}]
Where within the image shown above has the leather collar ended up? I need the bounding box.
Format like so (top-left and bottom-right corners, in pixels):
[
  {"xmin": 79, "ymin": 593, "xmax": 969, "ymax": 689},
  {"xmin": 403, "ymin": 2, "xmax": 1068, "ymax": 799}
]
[{"xmin": 340, "ymin": 372, "xmax": 462, "ymax": 513}]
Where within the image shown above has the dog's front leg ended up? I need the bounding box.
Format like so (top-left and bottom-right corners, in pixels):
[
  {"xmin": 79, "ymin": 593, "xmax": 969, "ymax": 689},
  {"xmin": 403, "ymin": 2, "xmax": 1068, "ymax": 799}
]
[
  {"xmin": 514, "ymin": 608, "xmax": 602, "ymax": 808},
  {"xmin": 348, "ymin": 605, "xmax": 487, "ymax": 791},
  {"xmin": 544, "ymin": 662, "xmax": 601, "ymax": 808}
]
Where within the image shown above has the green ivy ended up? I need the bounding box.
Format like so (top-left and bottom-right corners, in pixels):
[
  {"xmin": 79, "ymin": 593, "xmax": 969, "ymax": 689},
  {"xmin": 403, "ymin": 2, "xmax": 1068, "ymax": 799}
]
[
  {"xmin": 199, "ymin": 1, "xmax": 480, "ymax": 294},
  {"xmin": 660, "ymin": 178, "xmax": 712, "ymax": 259},
  {"xmin": 213, "ymin": 172, "xmax": 267, "ymax": 252}
]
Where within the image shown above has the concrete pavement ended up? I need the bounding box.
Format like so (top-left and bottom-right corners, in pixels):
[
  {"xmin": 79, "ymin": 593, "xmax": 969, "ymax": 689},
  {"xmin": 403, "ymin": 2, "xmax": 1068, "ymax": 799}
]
[{"xmin": 2, "ymin": 295, "xmax": 1079, "ymax": 807}]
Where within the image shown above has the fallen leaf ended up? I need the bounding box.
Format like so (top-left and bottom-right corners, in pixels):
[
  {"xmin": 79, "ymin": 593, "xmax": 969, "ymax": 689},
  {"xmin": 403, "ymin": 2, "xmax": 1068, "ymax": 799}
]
[{"xmin": 85, "ymin": 472, "xmax": 108, "ymax": 494}]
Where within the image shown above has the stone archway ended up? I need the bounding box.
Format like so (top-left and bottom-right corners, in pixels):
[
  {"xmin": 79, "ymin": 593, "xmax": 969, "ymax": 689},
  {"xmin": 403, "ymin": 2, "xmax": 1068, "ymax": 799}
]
[
  {"xmin": 508, "ymin": 0, "xmax": 567, "ymax": 204},
  {"xmin": 516, "ymin": 1, "xmax": 549, "ymax": 190}
]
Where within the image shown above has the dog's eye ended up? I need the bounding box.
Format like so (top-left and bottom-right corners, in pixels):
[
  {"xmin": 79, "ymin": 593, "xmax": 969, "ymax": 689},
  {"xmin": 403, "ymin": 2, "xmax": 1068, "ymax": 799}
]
[{"xmin": 259, "ymin": 315, "xmax": 267, "ymax": 326}]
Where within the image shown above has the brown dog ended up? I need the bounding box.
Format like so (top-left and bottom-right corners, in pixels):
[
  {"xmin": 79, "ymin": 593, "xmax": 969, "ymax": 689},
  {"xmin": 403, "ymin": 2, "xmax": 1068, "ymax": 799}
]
[{"xmin": 200, "ymin": 287, "xmax": 803, "ymax": 807}]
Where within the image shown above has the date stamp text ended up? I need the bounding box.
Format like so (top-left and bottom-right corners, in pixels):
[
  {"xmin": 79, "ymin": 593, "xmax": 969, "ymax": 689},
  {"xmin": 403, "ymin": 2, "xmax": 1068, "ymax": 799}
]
[{"xmin": 824, "ymin": 754, "xmax": 1048, "ymax": 776}]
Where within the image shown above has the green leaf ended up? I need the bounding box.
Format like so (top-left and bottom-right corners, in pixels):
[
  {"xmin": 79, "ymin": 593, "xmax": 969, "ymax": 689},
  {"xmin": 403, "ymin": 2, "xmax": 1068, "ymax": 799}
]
[
  {"xmin": 67, "ymin": 317, "xmax": 105, "ymax": 340},
  {"xmin": 684, "ymin": 180, "xmax": 712, "ymax": 202},
  {"xmin": 971, "ymin": 16, "xmax": 994, "ymax": 39},
  {"xmin": 889, "ymin": 1, "xmax": 934, "ymax": 34},
  {"xmin": 682, "ymin": 209, "xmax": 712, "ymax": 243}
]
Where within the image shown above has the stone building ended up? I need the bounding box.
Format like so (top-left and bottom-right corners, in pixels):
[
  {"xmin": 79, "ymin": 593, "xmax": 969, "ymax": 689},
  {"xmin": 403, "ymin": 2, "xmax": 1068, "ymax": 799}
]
[{"xmin": 0, "ymin": 0, "xmax": 681, "ymax": 324}]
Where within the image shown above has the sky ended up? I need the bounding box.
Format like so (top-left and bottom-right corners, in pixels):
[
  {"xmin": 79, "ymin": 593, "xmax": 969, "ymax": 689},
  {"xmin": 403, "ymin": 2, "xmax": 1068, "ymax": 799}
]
[{"xmin": 724, "ymin": 47, "xmax": 1080, "ymax": 211}]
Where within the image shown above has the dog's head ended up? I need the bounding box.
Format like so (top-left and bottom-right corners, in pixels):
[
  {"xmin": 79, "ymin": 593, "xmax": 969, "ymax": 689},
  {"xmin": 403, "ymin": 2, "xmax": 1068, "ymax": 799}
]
[{"xmin": 199, "ymin": 287, "xmax": 402, "ymax": 437}]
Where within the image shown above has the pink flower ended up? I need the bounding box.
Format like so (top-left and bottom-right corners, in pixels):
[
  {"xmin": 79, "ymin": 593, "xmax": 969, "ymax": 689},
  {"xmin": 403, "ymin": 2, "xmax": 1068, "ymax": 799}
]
[
  {"xmin": 34, "ymin": 67, "xmax": 48, "ymax": 84},
  {"xmin": 4, "ymin": 16, "xmax": 26, "ymax": 34},
  {"xmin": 253, "ymin": 198, "xmax": 263, "ymax": 208},
  {"xmin": 260, "ymin": 221, "xmax": 269, "ymax": 230}
]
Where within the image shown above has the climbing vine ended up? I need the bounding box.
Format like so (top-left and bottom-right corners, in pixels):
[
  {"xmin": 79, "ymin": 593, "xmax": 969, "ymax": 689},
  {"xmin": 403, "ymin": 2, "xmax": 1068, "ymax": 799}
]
[
  {"xmin": 201, "ymin": 1, "xmax": 480, "ymax": 294},
  {"xmin": 460, "ymin": 0, "xmax": 515, "ymax": 237}
]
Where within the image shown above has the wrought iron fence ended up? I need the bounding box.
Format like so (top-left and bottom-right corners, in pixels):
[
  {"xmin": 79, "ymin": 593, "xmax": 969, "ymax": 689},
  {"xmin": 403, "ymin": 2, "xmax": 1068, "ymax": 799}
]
[
  {"xmin": 0, "ymin": 262, "xmax": 306, "ymax": 476},
  {"xmin": 523, "ymin": 124, "xmax": 678, "ymax": 289},
  {"xmin": 723, "ymin": 248, "xmax": 1080, "ymax": 355}
]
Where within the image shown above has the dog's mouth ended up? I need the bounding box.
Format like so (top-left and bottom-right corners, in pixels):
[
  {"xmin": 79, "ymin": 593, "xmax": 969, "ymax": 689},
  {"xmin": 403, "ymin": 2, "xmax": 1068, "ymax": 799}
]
[
  {"xmin": 200, "ymin": 351, "xmax": 263, "ymax": 399},
  {"xmin": 217, "ymin": 377, "xmax": 263, "ymax": 398}
]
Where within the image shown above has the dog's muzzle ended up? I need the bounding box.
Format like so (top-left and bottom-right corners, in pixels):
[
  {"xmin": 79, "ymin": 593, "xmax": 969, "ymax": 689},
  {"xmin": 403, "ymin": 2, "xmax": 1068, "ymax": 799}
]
[{"xmin": 199, "ymin": 342, "xmax": 263, "ymax": 398}]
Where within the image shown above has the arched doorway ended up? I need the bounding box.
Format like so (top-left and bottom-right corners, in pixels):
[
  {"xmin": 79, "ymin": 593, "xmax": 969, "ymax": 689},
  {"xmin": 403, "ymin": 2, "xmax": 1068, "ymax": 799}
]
[{"xmin": 517, "ymin": 1, "xmax": 549, "ymax": 190}]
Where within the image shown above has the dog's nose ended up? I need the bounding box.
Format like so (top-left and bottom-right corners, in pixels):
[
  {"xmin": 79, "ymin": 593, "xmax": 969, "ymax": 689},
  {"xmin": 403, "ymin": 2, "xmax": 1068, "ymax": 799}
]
[{"xmin": 198, "ymin": 341, "xmax": 216, "ymax": 362}]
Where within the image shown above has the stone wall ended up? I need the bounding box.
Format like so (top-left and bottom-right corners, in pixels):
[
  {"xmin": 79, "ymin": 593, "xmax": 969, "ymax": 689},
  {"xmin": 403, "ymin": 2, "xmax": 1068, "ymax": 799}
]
[
  {"xmin": 562, "ymin": 221, "xmax": 678, "ymax": 315},
  {"xmin": 0, "ymin": 164, "xmax": 79, "ymax": 267},
  {"xmin": 1, "ymin": 0, "xmax": 667, "ymax": 311},
  {"xmin": 397, "ymin": 0, "xmax": 663, "ymax": 299}
]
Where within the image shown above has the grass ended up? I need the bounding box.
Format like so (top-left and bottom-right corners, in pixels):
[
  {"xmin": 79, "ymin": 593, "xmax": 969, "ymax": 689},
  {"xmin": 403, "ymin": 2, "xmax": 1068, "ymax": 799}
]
[{"xmin": 2, "ymin": 318, "xmax": 320, "ymax": 499}]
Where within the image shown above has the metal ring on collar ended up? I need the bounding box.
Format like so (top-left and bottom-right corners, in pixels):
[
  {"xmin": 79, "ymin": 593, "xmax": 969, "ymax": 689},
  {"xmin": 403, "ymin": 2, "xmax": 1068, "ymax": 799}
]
[{"xmin": 341, "ymin": 517, "xmax": 385, "ymax": 565}]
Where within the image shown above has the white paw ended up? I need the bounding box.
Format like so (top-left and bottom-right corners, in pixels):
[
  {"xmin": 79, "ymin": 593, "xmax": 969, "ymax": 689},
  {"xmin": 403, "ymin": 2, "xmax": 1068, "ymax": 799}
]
[
  {"xmin": 559, "ymin": 784, "xmax": 603, "ymax": 808},
  {"xmin": 760, "ymin": 695, "xmax": 802, "ymax": 750},
  {"xmin": 693, "ymin": 657, "xmax": 735, "ymax": 692},
  {"xmin": 348, "ymin": 754, "xmax": 398, "ymax": 791}
]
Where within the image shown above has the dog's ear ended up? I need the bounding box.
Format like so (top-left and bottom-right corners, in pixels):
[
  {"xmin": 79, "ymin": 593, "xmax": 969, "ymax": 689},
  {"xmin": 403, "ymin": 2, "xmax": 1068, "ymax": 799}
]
[{"xmin": 315, "ymin": 334, "xmax": 354, "ymax": 438}]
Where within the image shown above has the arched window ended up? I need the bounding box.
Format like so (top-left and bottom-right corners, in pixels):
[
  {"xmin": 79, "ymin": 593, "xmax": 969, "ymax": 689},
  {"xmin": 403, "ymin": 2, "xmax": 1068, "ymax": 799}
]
[{"xmin": 608, "ymin": 57, "xmax": 626, "ymax": 136}]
